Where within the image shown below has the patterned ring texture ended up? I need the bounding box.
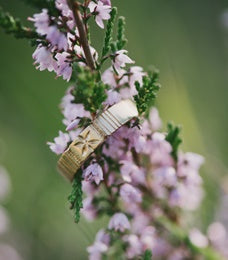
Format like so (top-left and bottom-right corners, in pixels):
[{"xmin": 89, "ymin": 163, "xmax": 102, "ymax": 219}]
[{"xmin": 57, "ymin": 99, "xmax": 139, "ymax": 181}]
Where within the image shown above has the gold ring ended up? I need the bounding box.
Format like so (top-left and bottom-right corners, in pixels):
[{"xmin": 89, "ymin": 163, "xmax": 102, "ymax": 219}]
[{"xmin": 57, "ymin": 99, "xmax": 138, "ymax": 181}]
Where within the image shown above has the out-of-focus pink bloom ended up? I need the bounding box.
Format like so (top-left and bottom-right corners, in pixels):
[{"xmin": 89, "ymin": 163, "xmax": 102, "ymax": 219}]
[
  {"xmin": 177, "ymin": 152, "xmax": 204, "ymax": 177},
  {"xmin": 47, "ymin": 131, "xmax": 70, "ymax": 154},
  {"xmin": 168, "ymin": 248, "xmax": 190, "ymax": 260},
  {"xmin": 189, "ymin": 228, "xmax": 208, "ymax": 248},
  {"xmin": 68, "ymin": 128, "xmax": 81, "ymax": 141},
  {"xmin": 33, "ymin": 45, "xmax": 57, "ymax": 72},
  {"xmin": 148, "ymin": 132, "xmax": 173, "ymax": 166},
  {"xmin": 0, "ymin": 166, "xmax": 11, "ymax": 202},
  {"xmin": 120, "ymin": 183, "xmax": 142, "ymax": 203},
  {"xmin": 153, "ymin": 167, "xmax": 177, "ymax": 187},
  {"xmin": 89, "ymin": 1, "xmax": 111, "ymax": 29},
  {"xmin": 82, "ymin": 181, "xmax": 97, "ymax": 197},
  {"xmin": 207, "ymin": 222, "xmax": 227, "ymax": 244},
  {"xmin": 82, "ymin": 197, "xmax": 97, "ymax": 221},
  {"xmin": 83, "ymin": 163, "xmax": 104, "ymax": 185},
  {"xmin": 120, "ymin": 159, "xmax": 145, "ymax": 184},
  {"xmin": 108, "ymin": 213, "xmax": 130, "ymax": 232},
  {"xmin": 169, "ymin": 184, "xmax": 203, "ymax": 211},
  {"xmin": 55, "ymin": 52, "xmax": 72, "ymax": 82},
  {"xmin": 28, "ymin": 9, "xmax": 49, "ymax": 35},
  {"xmin": 95, "ymin": 229, "xmax": 110, "ymax": 245},
  {"xmin": 124, "ymin": 234, "xmax": 142, "ymax": 258},
  {"xmin": 140, "ymin": 226, "xmax": 156, "ymax": 251},
  {"xmin": 131, "ymin": 211, "xmax": 150, "ymax": 234},
  {"xmin": 113, "ymin": 50, "xmax": 134, "ymax": 73},
  {"xmin": 0, "ymin": 244, "xmax": 22, "ymax": 260},
  {"xmin": 149, "ymin": 107, "xmax": 162, "ymax": 131},
  {"xmin": 87, "ymin": 241, "xmax": 108, "ymax": 260},
  {"xmin": 102, "ymin": 67, "xmax": 117, "ymax": 87}
]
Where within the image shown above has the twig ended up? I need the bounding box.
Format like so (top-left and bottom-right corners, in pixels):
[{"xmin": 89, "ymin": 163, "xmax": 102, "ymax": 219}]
[{"xmin": 67, "ymin": 0, "xmax": 95, "ymax": 70}]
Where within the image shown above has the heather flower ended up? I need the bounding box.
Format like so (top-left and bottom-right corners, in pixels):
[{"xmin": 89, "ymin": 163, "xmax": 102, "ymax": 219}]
[
  {"xmin": 33, "ymin": 45, "xmax": 57, "ymax": 72},
  {"xmin": 62, "ymin": 103, "xmax": 90, "ymax": 127},
  {"xmin": 28, "ymin": 9, "xmax": 49, "ymax": 35},
  {"xmin": 128, "ymin": 66, "xmax": 146, "ymax": 95},
  {"xmin": 153, "ymin": 167, "xmax": 177, "ymax": 187},
  {"xmin": 46, "ymin": 26, "xmax": 68, "ymax": 50},
  {"xmin": 112, "ymin": 50, "xmax": 134, "ymax": 73},
  {"xmin": 87, "ymin": 241, "xmax": 108, "ymax": 260},
  {"xmin": 149, "ymin": 107, "xmax": 162, "ymax": 131},
  {"xmin": 207, "ymin": 222, "xmax": 227, "ymax": 245},
  {"xmin": 81, "ymin": 197, "xmax": 97, "ymax": 221},
  {"xmin": 108, "ymin": 213, "xmax": 130, "ymax": 232},
  {"xmin": 100, "ymin": 0, "xmax": 111, "ymax": 6},
  {"xmin": 120, "ymin": 183, "xmax": 142, "ymax": 203},
  {"xmin": 74, "ymin": 45, "xmax": 98, "ymax": 61},
  {"xmin": 47, "ymin": 131, "xmax": 70, "ymax": 155},
  {"xmin": 89, "ymin": 1, "xmax": 112, "ymax": 29},
  {"xmin": 148, "ymin": 132, "xmax": 173, "ymax": 166},
  {"xmin": 83, "ymin": 163, "xmax": 104, "ymax": 185},
  {"xmin": 124, "ymin": 235, "xmax": 142, "ymax": 258},
  {"xmin": 55, "ymin": 52, "xmax": 72, "ymax": 82},
  {"xmin": 103, "ymin": 90, "xmax": 121, "ymax": 106}
]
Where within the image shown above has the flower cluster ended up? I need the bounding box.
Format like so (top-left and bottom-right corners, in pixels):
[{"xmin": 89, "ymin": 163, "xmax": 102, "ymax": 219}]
[{"xmin": 1, "ymin": 0, "xmax": 227, "ymax": 259}]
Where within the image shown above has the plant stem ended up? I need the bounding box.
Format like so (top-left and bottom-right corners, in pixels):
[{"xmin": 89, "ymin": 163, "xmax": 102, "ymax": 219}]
[{"xmin": 67, "ymin": 0, "xmax": 95, "ymax": 70}]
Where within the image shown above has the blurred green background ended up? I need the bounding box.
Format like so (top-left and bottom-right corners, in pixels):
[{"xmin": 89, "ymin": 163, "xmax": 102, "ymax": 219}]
[{"xmin": 0, "ymin": 0, "xmax": 228, "ymax": 259}]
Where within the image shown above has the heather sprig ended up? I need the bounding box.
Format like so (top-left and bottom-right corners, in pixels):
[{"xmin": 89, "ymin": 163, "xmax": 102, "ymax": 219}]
[
  {"xmin": 68, "ymin": 171, "xmax": 83, "ymax": 223},
  {"xmin": 166, "ymin": 122, "xmax": 182, "ymax": 162},
  {"xmin": 0, "ymin": 1, "xmax": 226, "ymax": 259},
  {"xmin": 134, "ymin": 70, "xmax": 160, "ymax": 115},
  {"xmin": 0, "ymin": 8, "xmax": 38, "ymax": 40}
]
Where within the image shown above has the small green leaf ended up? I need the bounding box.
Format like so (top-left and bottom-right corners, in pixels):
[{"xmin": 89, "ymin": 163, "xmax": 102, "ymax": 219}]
[{"xmin": 143, "ymin": 249, "xmax": 152, "ymax": 260}]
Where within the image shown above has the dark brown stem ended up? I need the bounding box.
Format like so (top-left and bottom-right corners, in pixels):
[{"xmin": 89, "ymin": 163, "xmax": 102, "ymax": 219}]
[{"xmin": 67, "ymin": 0, "xmax": 95, "ymax": 70}]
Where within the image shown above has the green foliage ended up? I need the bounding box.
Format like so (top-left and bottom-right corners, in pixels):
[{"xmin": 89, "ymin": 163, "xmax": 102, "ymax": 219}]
[
  {"xmin": 134, "ymin": 70, "xmax": 160, "ymax": 115},
  {"xmin": 102, "ymin": 7, "xmax": 117, "ymax": 58},
  {"xmin": 72, "ymin": 65, "xmax": 108, "ymax": 113},
  {"xmin": 0, "ymin": 7, "xmax": 38, "ymax": 40},
  {"xmin": 68, "ymin": 172, "xmax": 83, "ymax": 223},
  {"xmin": 165, "ymin": 123, "xmax": 182, "ymax": 161},
  {"xmin": 21, "ymin": 0, "xmax": 59, "ymax": 16},
  {"xmin": 116, "ymin": 16, "xmax": 127, "ymax": 50},
  {"xmin": 143, "ymin": 250, "xmax": 152, "ymax": 260}
]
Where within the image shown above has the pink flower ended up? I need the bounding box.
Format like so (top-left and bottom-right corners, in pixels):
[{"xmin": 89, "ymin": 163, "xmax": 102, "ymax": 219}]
[
  {"xmin": 148, "ymin": 133, "xmax": 173, "ymax": 166},
  {"xmin": 189, "ymin": 228, "xmax": 208, "ymax": 248},
  {"xmin": 120, "ymin": 159, "xmax": 145, "ymax": 184},
  {"xmin": 32, "ymin": 45, "xmax": 57, "ymax": 72},
  {"xmin": 113, "ymin": 50, "xmax": 134, "ymax": 73},
  {"xmin": 82, "ymin": 197, "xmax": 97, "ymax": 221},
  {"xmin": 153, "ymin": 167, "xmax": 177, "ymax": 187},
  {"xmin": 128, "ymin": 66, "xmax": 146, "ymax": 95},
  {"xmin": 28, "ymin": 9, "xmax": 49, "ymax": 35},
  {"xmin": 74, "ymin": 45, "xmax": 98, "ymax": 61},
  {"xmin": 62, "ymin": 103, "xmax": 90, "ymax": 127},
  {"xmin": 83, "ymin": 163, "xmax": 104, "ymax": 185},
  {"xmin": 55, "ymin": 0, "xmax": 74, "ymax": 29},
  {"xmin": 55, "ymin": 52, "xmax": 72, "ymax": 82},
  {"xmin": 124, "ymin": 235, "xmax": 142, "ymax": 258},
  {"xmin": 177, "ymin": 152, "xmax": 204, "ymax": 177},
  {"xmin": 47, "ymin": 131, "xmax": 70, "ymax": 155},
  {"xmin": 149, "ymin": 107, "xmax": 162, "ymax": 131},
  {"xmin": 100, "ymin": 0, "xmax": 111, "ymax": 6},
  {"xmin": 46, "ymin": 26, "xmax": 68, "ymax": 50},
  {"xmin": 89, "ymin": 1, "xmax": 111, "ymax": 29},
  {"xmin": 207, "ymin": 222, "xmax": 227, "ymax": 245},
  {"xmin": 108, "ymin": 213, "xmax": 130, "ymax": 232},
  {"xmin": 120, "ymin": 183, "xmax": 142, "ymax": 203},
  {"xmin": 103, "ymin": 90, "xmax": 121, "ymax": 106}
]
